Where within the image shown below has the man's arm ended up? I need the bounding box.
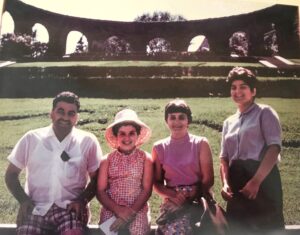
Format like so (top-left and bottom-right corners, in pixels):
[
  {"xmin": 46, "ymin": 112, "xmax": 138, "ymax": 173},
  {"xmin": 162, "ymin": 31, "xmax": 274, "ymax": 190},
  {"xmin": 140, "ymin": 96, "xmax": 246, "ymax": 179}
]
[
  {"xmin": 5, "ymin": 163, "xmax": 31, "ymax": 203},
  {"xmin": 67, "ymin": 170, "xmax": 98, "ymax": 223},
  {"xmin": 76, "ymin": 170, "xmax": 98, "ymax": 204},
  {"xmin": 5, "ymin": 163, "xmax": 34, "ymax": 224}
]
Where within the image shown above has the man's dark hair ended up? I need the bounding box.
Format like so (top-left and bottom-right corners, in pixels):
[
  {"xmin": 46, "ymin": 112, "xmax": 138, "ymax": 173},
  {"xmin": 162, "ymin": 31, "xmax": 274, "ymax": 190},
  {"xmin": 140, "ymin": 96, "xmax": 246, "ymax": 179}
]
[{"xmin": 52, "ymin": 91, "xmax": 80, "ymax": 111}]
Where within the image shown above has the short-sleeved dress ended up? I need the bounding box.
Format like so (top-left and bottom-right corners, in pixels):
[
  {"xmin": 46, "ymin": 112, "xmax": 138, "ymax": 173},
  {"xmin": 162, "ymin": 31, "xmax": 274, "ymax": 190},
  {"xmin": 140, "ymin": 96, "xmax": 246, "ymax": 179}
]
[
  {"xmin": 99, "ymin": 148, "xmax": 150, "ymax": 235},
  {"xmin": 220, "ymin": 103, "xmax": 284, "ymax": 231},
  {"xmin": 154, "ymin": 133, "xmax": 206, "ymax": 234}
]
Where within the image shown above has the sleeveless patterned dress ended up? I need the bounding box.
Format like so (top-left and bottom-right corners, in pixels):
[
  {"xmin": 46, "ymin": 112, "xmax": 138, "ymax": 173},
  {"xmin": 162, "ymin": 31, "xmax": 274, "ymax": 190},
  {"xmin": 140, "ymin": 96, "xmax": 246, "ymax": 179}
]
[{"xmin": 100, "ymin": 148, "xmax": 150, "ymax": 235}]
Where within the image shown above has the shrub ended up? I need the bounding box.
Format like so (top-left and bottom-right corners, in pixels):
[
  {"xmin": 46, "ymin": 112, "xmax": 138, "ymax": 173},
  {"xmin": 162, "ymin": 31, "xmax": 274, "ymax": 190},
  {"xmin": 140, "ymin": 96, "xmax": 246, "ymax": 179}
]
[{"xmin": 0, "ymin": 33, "xmax": 48, "ymax": 59}]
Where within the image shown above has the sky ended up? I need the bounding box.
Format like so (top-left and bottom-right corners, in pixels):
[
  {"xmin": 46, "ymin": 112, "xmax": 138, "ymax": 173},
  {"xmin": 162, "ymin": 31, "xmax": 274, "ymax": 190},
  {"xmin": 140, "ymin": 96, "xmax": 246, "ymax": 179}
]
[{"xmin": 18, "ymin": 0, "xmax": 299, "ymax": 22}]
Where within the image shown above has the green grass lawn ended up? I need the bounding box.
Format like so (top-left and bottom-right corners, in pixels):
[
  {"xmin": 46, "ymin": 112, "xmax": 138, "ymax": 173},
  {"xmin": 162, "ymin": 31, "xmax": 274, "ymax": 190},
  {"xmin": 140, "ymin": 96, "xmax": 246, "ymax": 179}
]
[{"xmin": 0, "ymin": 97, "xmax": 299, "ymax": 225}]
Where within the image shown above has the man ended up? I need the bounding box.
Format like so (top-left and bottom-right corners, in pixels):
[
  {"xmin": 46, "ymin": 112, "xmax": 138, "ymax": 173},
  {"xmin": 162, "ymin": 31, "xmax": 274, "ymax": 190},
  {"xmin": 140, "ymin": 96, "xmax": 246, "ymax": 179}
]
[{"xmin": 5, "ymin": 91, "xmax": 102, "ymax": 235}]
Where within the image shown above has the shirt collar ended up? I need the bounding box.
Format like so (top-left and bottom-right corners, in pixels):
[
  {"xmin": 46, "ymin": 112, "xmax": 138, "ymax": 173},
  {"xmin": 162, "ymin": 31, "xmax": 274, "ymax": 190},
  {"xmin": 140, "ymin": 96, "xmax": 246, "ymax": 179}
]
[
  {"xmin": 236, "ymin": 103, "xmax": 257, "ymax": 117},
  {"xmin": 47, "ymin": 124, "xmax": 75, "ymax": 142}
]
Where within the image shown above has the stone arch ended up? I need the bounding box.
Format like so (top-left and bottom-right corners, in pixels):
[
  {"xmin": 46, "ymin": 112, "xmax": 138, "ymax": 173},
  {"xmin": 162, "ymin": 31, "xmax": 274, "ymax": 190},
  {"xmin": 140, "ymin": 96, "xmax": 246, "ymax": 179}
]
[
  {"xmin": 65, "ymin": 31, "xmax": 88, "ymax": 55},
  {"xmin": 32, "ymin": 23, "xmax": 49, "ymax": 43},
  {"xmin": 187, "ymin": 35, "xmax": 210, "ymax": 53},
  {"xmin": 1, "ymin": 11, "xmax": 14, "ymax": 35}
]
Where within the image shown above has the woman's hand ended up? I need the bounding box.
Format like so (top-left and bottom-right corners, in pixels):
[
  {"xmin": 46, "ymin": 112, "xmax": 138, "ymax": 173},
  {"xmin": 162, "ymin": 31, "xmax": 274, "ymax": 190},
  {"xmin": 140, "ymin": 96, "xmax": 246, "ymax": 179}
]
[
  {"xmin": 239, "ymin": 178, "xmax": 260, "ymax": 200},
  {"xmin": 168, "ymin": 191, "xmax": 190, "ymax": 208},
  {"xmin": 221, "ymin": 184, "xmax": 233, "ymax": 201}
]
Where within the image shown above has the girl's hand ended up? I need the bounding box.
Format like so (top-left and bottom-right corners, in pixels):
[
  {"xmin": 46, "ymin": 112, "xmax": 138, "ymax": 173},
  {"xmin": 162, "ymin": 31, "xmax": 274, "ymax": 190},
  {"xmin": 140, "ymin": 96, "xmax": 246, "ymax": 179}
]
[
  {"xmin": 221, "ymin": 184, "xmax": 233, "ymax": 201},
  {"xmin": 110, "ymin": 217, "xmax": 127, "ymax": 232},
  {"xmin": 115, "ymin": 206, "xmax": 136, "ymax": 223},
  {"xmin": 239, "ymin": 179, "xmax": 260, "ymax": 200}
]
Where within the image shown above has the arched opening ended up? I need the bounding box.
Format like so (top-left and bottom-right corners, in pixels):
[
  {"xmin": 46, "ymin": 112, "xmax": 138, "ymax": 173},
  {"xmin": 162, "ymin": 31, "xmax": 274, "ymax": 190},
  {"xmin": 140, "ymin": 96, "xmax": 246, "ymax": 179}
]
[
  {"xmin": 1, "ymin": 11, "xmax": 14, "ymax": 35},
  {"xmin": 103, "ymin": 36, "xmax": 131, "ymax": 56},
  {"xmin": 146, "ymin": 37, "xmax": 171, "ymax": 55},
  {"xmin": 229, "ymin": 31, "xmax": 249, "ymax": 57},
  {"xmin": 65, "ymin": 31, "xmax": 88, "ymax": 55},
  {"xmin": 187, "ymin": 35, "xmax": 210, "ymax": 53},
  {"xmin": 32, "ymin": 23, "xmax": 49, "ymax": 43}
]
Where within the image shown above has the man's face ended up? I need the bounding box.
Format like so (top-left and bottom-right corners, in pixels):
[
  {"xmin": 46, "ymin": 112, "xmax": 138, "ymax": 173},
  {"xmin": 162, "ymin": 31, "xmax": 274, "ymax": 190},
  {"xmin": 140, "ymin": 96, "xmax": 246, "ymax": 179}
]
[{"xmin": 50, "ymin": 101, "xmax": 78, "ymax": 135}]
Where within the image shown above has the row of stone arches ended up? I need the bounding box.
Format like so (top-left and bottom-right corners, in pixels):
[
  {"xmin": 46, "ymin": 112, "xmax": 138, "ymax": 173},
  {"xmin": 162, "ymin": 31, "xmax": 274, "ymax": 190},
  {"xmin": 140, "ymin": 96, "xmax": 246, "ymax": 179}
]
[
  {"xmin": 1, "ymin": 10, "xmax": 278, "ymax": 57},
  {"xmin": 1, "ymin": 11, "xmax": 211, "ymax": 56}
]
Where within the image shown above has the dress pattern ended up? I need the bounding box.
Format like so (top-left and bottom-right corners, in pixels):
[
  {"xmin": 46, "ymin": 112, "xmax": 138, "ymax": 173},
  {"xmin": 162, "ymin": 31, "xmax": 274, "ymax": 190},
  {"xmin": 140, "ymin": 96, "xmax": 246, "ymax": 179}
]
[{"xmin": 100, "ymin": 148, "xmax": 150, "ymax": 235}]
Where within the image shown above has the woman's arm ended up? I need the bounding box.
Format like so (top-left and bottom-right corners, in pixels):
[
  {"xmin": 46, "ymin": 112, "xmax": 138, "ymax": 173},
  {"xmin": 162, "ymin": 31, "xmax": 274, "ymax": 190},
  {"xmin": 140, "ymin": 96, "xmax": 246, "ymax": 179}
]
[
  {"xmin": 199, "ymin": 139, "xmax": 214, "ymax": 194},
  {"xmin": 152, "ymin": 147, "xmax": 177, "ymax": 199},
  {"xmin": 220, "ymin": 158, "xmax": 233, "ymax": 201},
  {"xmin": 240, "ymin": 144, "xmax": 279, "ymax": 200},
  {"xmin": 152, "ymin": 147, "xmax": 196, "ymax": 207}
]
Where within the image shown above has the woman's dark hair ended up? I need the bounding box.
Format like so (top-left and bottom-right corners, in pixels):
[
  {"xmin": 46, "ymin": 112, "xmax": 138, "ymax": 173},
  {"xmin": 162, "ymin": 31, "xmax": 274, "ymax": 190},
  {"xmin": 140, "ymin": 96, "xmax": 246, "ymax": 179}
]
[
  {"xmin": 226, "ymin": 67, "xmax": 257, "ymax": 91},
  {"xmin": 112, "ymin": 122, "xmax": 142, "ymax": 137},
  {"xmin": 53, "ymin": 91, "xmax": 80, "ymax": 111},
  {"xmin": 164, "ymin": 99, "xmax": 192, "ymax": 124}
]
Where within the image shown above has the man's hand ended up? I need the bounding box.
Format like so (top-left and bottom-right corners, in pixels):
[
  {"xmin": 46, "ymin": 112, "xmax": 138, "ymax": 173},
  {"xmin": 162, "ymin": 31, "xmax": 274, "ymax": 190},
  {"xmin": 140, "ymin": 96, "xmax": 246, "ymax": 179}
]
[
  {"xmin": 67, "ymin": 201, "xmax": 89, "ymax": 224},
  {"xmin": 17, "ymin": 199, "xmax": 34, "ymax": 226}
]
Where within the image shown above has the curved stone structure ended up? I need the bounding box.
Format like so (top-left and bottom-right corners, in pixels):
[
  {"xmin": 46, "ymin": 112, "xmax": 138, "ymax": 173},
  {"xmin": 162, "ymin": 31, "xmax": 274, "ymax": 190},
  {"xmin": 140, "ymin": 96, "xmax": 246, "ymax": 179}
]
[{"xmin": 3, "ymin": 0, "xmax": 300, "ymax": 58}]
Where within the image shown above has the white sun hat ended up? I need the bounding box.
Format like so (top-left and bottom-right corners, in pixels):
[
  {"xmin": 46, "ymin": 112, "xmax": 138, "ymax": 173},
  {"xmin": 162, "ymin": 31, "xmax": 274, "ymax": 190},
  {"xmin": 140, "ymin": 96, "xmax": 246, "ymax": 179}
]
[{"xmin": 105, "ymin": 109, "xmax": 151, "ymax": 149}]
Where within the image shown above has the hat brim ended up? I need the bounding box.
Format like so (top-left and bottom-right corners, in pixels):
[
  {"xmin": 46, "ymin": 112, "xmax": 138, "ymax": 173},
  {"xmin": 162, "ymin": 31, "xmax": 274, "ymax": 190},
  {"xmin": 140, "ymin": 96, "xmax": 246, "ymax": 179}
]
[{"xmin": 105, "ymin": 118, "xmax": 151, "ymax": 149}]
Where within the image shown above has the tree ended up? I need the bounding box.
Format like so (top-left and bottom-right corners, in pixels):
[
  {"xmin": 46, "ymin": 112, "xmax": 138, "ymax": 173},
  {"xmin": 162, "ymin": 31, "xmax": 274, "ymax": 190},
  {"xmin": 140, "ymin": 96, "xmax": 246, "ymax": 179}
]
[
  {"xmin": 229, "ymin": 31, "xmax": 249, "ymax": 57},
  {"xmin": 103, "ymin": 36, "xmax": 131, "ymax": 56},
  {"xmin": 75, "ymin": 36, "xmax": 88, "ymax": 54},
  {"xmin": 0, "ymin": 33, "xmax": 48, "ymax": 59},
  {"xmin": 135, "ymin": 11, "xmax": 186, "ymax": 22},
  {"xmin": 147, "ymin": 37, "xmax": 171, "ymax": 55},
  {"xmin": 263, "ymin": 23, "xmax": 278, "ymax": 56}
]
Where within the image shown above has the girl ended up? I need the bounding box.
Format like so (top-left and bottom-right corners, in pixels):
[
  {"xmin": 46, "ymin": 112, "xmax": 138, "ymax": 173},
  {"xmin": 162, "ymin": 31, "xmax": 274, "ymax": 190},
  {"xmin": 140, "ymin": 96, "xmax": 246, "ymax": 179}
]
[{"xmin": 97, "ymin": 109, "xmax": 153, "ymax": 235}]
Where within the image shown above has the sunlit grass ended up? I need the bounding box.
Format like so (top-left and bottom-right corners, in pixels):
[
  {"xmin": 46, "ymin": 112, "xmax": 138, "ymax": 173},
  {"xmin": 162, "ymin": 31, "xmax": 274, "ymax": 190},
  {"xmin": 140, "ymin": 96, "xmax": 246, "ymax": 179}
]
[{"xmin": 0, "ymin": 97, "xmax": 299, "ymax": 225}]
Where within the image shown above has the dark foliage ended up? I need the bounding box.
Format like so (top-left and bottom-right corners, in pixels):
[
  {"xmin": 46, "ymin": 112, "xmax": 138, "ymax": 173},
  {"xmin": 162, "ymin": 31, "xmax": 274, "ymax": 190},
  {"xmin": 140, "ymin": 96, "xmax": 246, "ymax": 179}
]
[
  {"xmin": 0, "ymin": 33, "xmax": 48, "ymax": 59},
  {"xmin": 135, "ymin": 11, "xmax": 186, "ymax": 22}
]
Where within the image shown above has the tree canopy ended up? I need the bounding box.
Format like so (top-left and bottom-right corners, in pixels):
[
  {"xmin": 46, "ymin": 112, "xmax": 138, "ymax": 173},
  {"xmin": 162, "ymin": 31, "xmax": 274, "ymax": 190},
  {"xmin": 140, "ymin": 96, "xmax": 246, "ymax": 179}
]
[{"xmin": 134, "ymin": 11, "xmax": 186, "ymax": 22}]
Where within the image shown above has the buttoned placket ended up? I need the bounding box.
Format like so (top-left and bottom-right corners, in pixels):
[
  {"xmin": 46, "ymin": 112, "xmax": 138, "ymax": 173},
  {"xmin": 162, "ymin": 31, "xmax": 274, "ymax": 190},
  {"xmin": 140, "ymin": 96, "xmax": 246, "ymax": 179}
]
[
  {"xmin": 236, "ymin": 112, "xmax": 245, "ymax": 160},
  {"xmin": 50, "ymin": 131, "xmax": 72, "ymax": 203}
]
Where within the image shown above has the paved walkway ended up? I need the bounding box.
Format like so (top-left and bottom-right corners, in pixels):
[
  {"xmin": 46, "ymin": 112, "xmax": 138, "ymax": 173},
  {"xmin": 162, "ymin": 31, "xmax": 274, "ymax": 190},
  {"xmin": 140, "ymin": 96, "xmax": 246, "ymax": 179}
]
[
  {"xmin": 0, "ymin": 61, "xmax": 15, "ymax": 67},
  {"xmin": 259, "ymin": 56, "xmax": 297, "ymax": 68}
]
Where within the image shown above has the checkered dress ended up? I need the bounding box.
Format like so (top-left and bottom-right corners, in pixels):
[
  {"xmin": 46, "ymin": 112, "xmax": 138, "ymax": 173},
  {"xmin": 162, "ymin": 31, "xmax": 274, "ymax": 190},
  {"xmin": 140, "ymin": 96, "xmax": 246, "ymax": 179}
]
[{"xmin": 100, "ymin": 148, "xmax": 150, "ymax": 235}]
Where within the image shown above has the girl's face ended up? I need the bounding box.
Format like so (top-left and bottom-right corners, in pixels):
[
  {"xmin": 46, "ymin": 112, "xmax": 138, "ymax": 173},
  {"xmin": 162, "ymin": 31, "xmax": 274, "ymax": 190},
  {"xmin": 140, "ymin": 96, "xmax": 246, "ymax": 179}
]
[
  {"xmin": 116, "ymin": 125, "xmax": 138, "ymax": 154},
  {"xmin": 230, "ymin": 80, "xmax": 256, "ymax": 111},
  {"xmin": 167, "ymin": 112, "xmax": 189, "ymax": 138}
]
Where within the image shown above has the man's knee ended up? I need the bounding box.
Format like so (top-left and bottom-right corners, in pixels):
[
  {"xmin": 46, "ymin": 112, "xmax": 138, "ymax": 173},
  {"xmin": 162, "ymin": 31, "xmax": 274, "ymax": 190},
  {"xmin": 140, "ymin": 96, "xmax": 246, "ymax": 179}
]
[
  {"xmin": 62, "ymin": 228, "xmax": 84, "ymax": 235},
  {"xmin": 17, "ymin": 224, "xmax": 42, "ymax": 235}
]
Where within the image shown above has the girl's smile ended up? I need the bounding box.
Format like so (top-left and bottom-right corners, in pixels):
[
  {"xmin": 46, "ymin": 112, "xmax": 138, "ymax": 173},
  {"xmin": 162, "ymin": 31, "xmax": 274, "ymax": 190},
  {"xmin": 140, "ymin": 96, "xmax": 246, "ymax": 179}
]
[{"xmin": 116, "ymin": 125, "xmax": 138, "ymax": 154}]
